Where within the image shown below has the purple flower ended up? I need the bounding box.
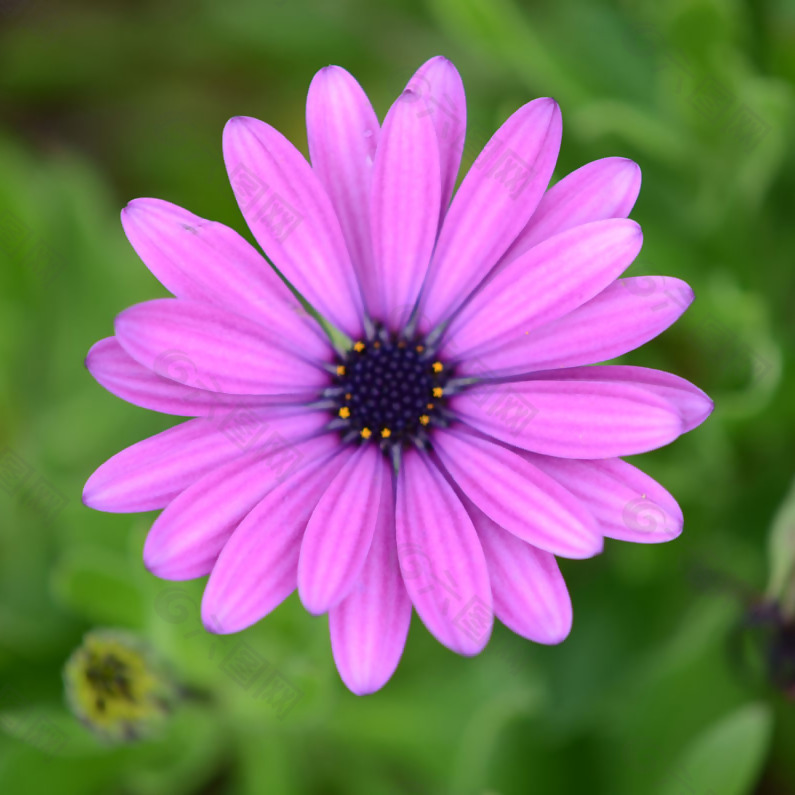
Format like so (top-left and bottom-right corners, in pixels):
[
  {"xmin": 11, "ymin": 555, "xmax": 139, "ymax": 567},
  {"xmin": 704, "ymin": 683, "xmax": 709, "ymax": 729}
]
[{"xmin": 83, "ymin": 57, "xmax": 712, "ymax": 695}]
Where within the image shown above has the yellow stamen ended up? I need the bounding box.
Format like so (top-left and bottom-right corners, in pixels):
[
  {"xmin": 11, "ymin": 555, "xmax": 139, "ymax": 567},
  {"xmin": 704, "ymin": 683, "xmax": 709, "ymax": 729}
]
[
  {"xmin": 353, "ymin": 341, "xmax": 365, "ymax": 352},
  {"xmin": 426, "ymin": 403, "xmax": 434, "ymax": 410},
  {"xmin": 345, "ymin": 393, "xmax": 352, "ymax": 400},
  {"xmin": 415, "ymin": 345, "xmax": 424, "ymax": 353},
  {"xmin": 432, "ymin": 361, "xmax": 443, "ymax": 373},
  {"xmin": 373, "ymin": 341, "xmax": 381, "ymax": 349},
  {"xmin": 432, "ymin": 387, "xmax": 443, "ymax": 398},
  {"xmin": 419, "ymin": 415, "xmax": 430, "ymax": 426},
  {"xmin": 336, "ymin": 365, "xmax": 346, "ymax": 376},
  {"xmin": 381, "ymin": 428, "xmax": 392, "ymax": 439},
  {"xmin": 338, "ymin": 407, "xmax": 350, "ymax": 419},
  {"xmin": 361, "ymin": 427, "xmax": 372, "ymax": 439}
]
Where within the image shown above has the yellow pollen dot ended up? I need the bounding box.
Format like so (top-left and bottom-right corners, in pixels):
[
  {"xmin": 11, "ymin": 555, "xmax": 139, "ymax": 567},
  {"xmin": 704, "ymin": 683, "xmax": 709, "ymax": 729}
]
[
  {"xmin": 361, "ymin": 427, "xmax": 372, "ymax": 439},
  {"xmin": 345, "ymin": 393, "xmax": 352, "ymax": 400},
  {"xmin": 353, "ymin": 341, "xmax": 365, "ymax": 352},
  {"xmin": 336, "ymin": 365, "xmax": 346, "ymax": 376},
  {"xmin": 397, "ymin": 340, "xmax": 406, "ymax": 348},
  {"xmin": 338, "ymin": 407, "xmax": 350, "ymax": 419},
  {"xmin": 426, "ymin": 403, "xmax": 434, "ymax": 410},
  {"xmin": 373, "ymin": 341, "xmax": 381, "ymax": 349},
  {"xmin": 415, "ymin": 345, "xmax": 424, "ymax": 353},
  {"xmin": 432, "ymin": 361, "xmax": 443, "ymax": 373},
  {"xmin": 381, "ymin": 428, "xmax": 392, "ymax": 439},
  {"xmin": 432, "ymin": 387, "xmax": 443, "ymax": 398},
  {"xmin": 419, "ymin": 415, "xmax": 430, "ymax": 426}
]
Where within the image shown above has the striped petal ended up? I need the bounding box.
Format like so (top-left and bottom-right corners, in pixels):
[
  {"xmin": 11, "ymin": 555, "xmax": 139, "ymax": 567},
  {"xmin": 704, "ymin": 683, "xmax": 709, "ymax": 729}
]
[
  {"xmin": 115, "ymin": 299, "xmax": 328, "ymax": 396},
  {"xmin": 201, "ymin": 448, "xmax": 353, "ymax": 634},
  {"xmin": 329, "ymin": 471, "xmax": 412, "ymax": 695},
  {"xmin": 396, "ymin": 449, "xmax": 492, "ymax": 655},
  {"xmin": 120, "ymin": 198, "xmax": 326, "ymax": 352},
  {"xmin": 452, "ymin": 277, "xmax": 693, "ymax": 378},
  {"xmin": 306, "ymin": 66, "xmax": 379, "ymax": 307},
  {"xmin": 86, "ymin": 337, "xmax": 280, "ymax": 417},
  {"xmin": 418, "ymin": 98, "xmax": 562, "ymax": 327},
  {"xmin": 462, "ymin": 494, "xmax": 572, "ymax": 643},
  {"xmin": 298, "ymin": 444, "xmax": 386, "ymax": 614},
  {"xmin": 370, "ymin": 89, "xmax": 441, "ymax": 327},
  {"xmin": 525, "ymin": 454, "xmax": 683, "ymax": 543},
  {"xmin": 405, "ymin": 56, "xmax": 466, "ymax": 213},
  {"xmin": 84, "ymin": 416, "xmax": 266, "ymax": 513},
  {"xmin": 452, "ymin": 379, "xmax": 683, "ymax": 458},
  {"xmin": 434, "ymin": 428, "xmax": 601, "ymax": 559},
  {"xmin": 442, "ymin": 219, "xmax": 643, "ymax": 360},
  {"xmin": 500, "ymin": 156, "xmax": 641, "ymax": 264},
  {"xmin": 223, "ymin": 115, "xmax": 365, "ymax": 336},
  {"xmin": 527, "ymin": 365, "xmax": 714, "ymax": 432},
  {"xmin": 143, "ymin": 430, "xmax": 335, "ymax": 580}
]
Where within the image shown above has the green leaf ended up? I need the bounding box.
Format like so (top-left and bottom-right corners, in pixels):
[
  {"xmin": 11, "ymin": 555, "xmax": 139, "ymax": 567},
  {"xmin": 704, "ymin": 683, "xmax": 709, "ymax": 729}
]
[
  {"xmin": 657, "ymin": 703, "xmax": 773, "ymax": 795},
  {"xmin": 766, "ymin": 476, "xmax": 795, "ymax": 615},
  {"xmin": 50, "ymin": 547, "xmax": 143, "ymax": 626},
  {"xmin": 0, "ymin": 702, "xmax": 101, "ymax": 758}
]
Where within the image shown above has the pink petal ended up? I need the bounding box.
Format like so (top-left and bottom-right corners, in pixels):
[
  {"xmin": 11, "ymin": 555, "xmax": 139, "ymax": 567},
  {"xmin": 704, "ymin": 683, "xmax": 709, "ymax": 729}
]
[
  {"xmin": 462, "ymin": 494, "xmax": 572, "ymax": 643},
  {"xmin": 501, "ymin": 156, "xmax": 641, "ymax": 264},
  {"xmin": 120, "ymin": 198, "xmax": 326, "ymax": 352},
  {"xmin": 84, "ymin": 416, "xmax": 272, "ymax": 513},
  {"xmin": 452, "ymin": 277, "xmax": 693, "ymax": 378},
  {"xmin": 418, "ymin": 98, "xmax": 562, "ymax": 327},
  {"xmin": 114, "ymin": 298, "xmax": 328, "ymax": 396},
  {"xmin": 525, "ymin": 454, "xmax": 683, "ymax": 543},
  {"xmin": 442, "ymin": 219, "xmax": 643, "ymax": 360},
  {"xmin": 298, "ymin": 444, "xmax": 386, "ymax": 614},
  {"xmin": 405, "ymin": 56, "xmax": 466, "ymax": 214},
  {"xmin": 528, "ymin": 365, "xmax": 714, "ymax": 432},
  {"xmin": 201, "ymin": 448, "xmax": 354, "ymax": 634},
  {"xmin": 223, "ymin": 116, "xmax": 365, "ymax": 337},
  {"xmin": 143, "ymin": 429, "xmax": 336, "ymax": 580},
  {"xmin": 329, "ymin": 471, "xmax": 412, "ymax": 695},
  {"xmin": 86, "ymin": 337, "xmax": 280, "ymax": 416},
  {"xmin": 306, "ymin": 66, "xmax": 380, "ymax": 309},
  {"xmin": 395, "ymin": 448, "xmax": 492, "ymax": 655},
  {"xmin": 370, "ymin": 89, "xmax": 441, "ymax": 328},
  {"xmin": 452, "ymin": 379, "xmax": 684, "ymax": 458},
  {"xmin": 433, "ymin": 428, "xmax": 601, "ymax": 559}
]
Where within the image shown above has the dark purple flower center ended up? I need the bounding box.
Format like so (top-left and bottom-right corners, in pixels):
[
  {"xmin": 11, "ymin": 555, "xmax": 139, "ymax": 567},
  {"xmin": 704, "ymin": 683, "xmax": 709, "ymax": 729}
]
[{"xmin": 331, "ymin": 330, "xmax": 450, "ymax": 450}]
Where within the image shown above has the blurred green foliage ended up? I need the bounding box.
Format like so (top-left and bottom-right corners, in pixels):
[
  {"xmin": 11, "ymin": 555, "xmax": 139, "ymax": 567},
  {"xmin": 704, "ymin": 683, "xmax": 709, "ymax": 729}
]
[{"xmin": 1, "ymin": 0, "xmax": 794, "ymax": 792}]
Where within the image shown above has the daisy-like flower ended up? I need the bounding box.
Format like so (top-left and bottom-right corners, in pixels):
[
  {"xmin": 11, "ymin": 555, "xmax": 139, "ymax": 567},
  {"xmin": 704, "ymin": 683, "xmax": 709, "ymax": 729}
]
[{"xmin": 84, "ymin": 57, "xmax": 713, "ymax": 695}]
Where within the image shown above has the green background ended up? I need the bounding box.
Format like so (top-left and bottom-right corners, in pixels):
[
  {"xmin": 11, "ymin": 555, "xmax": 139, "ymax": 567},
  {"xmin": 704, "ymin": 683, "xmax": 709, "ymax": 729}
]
[{"xmin": 1, "ymin": 0, "xmax": 794, "ymax": 792}]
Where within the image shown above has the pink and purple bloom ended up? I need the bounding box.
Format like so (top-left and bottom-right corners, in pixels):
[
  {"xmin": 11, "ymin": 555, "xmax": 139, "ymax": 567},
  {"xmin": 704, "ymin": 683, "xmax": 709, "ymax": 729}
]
[{"xmin": 84, "ymin": 57, "xmax": 712, "ymax": 694}]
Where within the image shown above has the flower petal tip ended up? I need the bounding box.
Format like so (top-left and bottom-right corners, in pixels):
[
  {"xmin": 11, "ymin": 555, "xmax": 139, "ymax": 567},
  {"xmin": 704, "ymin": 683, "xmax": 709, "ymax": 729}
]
[
  {"xmin": 81, "ymin": 483, "xmax": 99, "ymax": 511},
  {"xmin": 223, "ymin": 115, "xmax": 256, "ymax": 137},
  {"xmin": 342, "ymin": 675, "xmax": 390, "ymax": 697},
  {"xmin": 696, "ymin": 396, "xmax": 716, "ymax": 426},
  {"xmin": 81, "ymin": 467, "xmax": 119, "ymax": 513},
  {"xmin": 537, "ymin": 96, "xmax": 561, "ymax": 116},
  {"xmin": 527, "ymin": 605, "xmax": 573, "ymax": 646},
  {"xmin": 616, "ymin": 156, "xmax": 641, "ymax": 173},
  {"xmin": 297, "ymin": 590, "xmax": 330, "ymax": 618},
  {"xmin": 121, "ymin": 198, "xmax": 143, "ymax": 218},
  {"xmin": 200, "ymin": 606, "xmax": 227, "ymax": 635}
]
